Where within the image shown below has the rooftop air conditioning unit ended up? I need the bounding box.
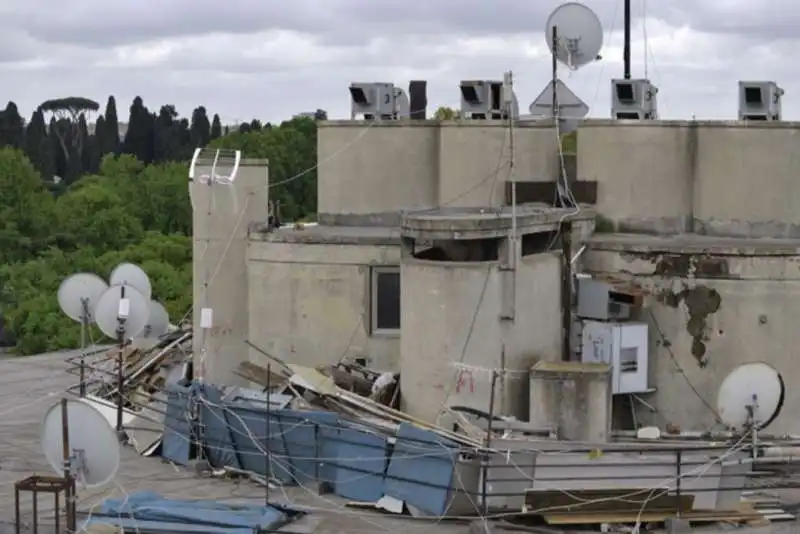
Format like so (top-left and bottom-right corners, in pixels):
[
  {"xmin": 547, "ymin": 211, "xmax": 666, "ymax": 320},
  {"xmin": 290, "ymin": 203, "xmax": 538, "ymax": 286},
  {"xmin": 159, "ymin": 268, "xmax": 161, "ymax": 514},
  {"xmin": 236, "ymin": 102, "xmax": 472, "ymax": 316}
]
[
  {"xmin": 459, "ymin": 80, "xmax": 519, "ymax": 120},
  {"xmin": 738, "ymin": 81, "xmax": 783, "ymax": 121},
  {"xmin": 611, "ymin": 78, "xmax": 659, "ymax": 120},
  {"xmin": 349, "ymin": 82, "xmax": 410, "ymax": 120},
  {"xmin": 581, "ymin": 321, "xmax": 650, "ymax": 395}
]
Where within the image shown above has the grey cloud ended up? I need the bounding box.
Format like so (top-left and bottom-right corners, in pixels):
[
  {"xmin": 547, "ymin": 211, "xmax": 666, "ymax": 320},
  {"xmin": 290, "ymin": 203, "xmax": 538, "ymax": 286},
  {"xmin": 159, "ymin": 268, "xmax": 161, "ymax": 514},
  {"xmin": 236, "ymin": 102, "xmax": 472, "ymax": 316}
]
[{"xmin": 5, "ymin": 0, "xmax": 700, "ymax": 49}]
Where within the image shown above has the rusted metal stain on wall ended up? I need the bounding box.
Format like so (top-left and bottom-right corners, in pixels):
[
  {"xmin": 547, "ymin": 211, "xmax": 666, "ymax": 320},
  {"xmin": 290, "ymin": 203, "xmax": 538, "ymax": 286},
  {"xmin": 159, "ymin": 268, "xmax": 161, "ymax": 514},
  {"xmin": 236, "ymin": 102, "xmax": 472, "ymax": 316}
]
[
  {"xmin": 652, "ymin": 254, "xmax": 730, "ymax": 278},
  {"xmin": 658, "ymin": 285, "xmax": 722, "ymax": 367}
]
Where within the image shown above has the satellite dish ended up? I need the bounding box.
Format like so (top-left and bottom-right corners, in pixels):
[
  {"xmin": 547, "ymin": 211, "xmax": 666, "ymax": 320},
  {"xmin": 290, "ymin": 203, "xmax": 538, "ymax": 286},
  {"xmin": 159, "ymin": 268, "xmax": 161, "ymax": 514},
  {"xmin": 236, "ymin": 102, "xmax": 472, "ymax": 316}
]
[
  {"xmin": 94, "ymin": 284, "xmax": 150, "ymax": 340},
  {"xmin": 41, "ymin": 399, "xmax": 120, "ymax": 487},
  {"xmin": 144, "ymin": 300, "xmax": 170, "ymax": 338},
  {"xmin": 57, "ymin": 273, "xmax": 108, "ymax": 324},
  {"xmin": 717, "ymin": 362, "xmax": 785, "ymax": 431},
  {"xmin": 545, "ymin": 2, "xmax": 604, "ymax": 70},
  {"xmin": 109, "ymin": 263, "xmax": 152, "ymax": 302}
]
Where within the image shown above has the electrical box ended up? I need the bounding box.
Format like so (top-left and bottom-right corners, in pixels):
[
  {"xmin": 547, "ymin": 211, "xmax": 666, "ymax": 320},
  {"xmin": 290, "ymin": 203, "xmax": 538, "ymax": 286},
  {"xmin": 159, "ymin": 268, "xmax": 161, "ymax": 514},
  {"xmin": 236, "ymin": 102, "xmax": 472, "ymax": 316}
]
[
  {"xmin": 611, "ymin": 79, "xmax": 659, "ymax": 120},
  {"xmin": 576, "ymin": 278, "xmax": 640, "ymax": 321},
  {"xmin": 738, "ymin": 81, "xmax": 783, "ymax": 121},
  {"xmin": 581, "ymin": 321, "xmax": 649, "ymax": 394},
  {"xmin": 459, "ymin": 80, "xmax": 518, "ymax": 119},
  {"xmin": 349, "ymin": 82, "xmax": 410, "ymax": 120}
]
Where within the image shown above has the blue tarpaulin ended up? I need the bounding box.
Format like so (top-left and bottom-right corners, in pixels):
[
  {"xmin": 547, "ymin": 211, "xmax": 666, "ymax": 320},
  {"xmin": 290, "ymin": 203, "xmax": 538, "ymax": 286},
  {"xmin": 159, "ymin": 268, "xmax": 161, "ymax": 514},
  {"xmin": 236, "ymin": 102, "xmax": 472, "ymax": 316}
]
[
  {"xmin": 83, "ymin": 490, "xmax": 297, "ymax": 534},
  {"xmin": 162, "ymin": 382, "xmax": 466, "ymax": 516}
]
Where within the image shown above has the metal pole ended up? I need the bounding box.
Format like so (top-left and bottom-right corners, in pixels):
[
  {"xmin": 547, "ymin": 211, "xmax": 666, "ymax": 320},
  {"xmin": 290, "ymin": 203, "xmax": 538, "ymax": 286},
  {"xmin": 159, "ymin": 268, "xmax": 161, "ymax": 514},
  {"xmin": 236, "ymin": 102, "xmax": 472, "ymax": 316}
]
[
  {"xmin": 482, "ymin": 371, "xmax": 498, "ymax": 517},
  {"xmin": 61, "ymin": 398, "xmax": 76, "ymax": 533},
  {"xmin": 561, "ymin": 220, "xmax": 573, "ymax": 361},
  {"xmin": 265, "ymin": 363, "xmax": 271, "ymax": 506},
  {"xmin": 551, "ymin": 26, "xmax": 559, "ymax": 117},
  {"xmin": 623, "ymin": 0, "xmax": 631, "ymax": 79},
  {"xmin": 115, "ymin": 287, "xmax": 126, "ymax": 439},
  {"xmin": 508, "ymin": 71, "xmax": 517, "ymax": 269},
  {"xmin": 79, "ymin": 299, "xmax": 87, "ymax": 398},
  {"xmin": 675, "ymin": 449, "xmax": 682, "ymax": 518}
]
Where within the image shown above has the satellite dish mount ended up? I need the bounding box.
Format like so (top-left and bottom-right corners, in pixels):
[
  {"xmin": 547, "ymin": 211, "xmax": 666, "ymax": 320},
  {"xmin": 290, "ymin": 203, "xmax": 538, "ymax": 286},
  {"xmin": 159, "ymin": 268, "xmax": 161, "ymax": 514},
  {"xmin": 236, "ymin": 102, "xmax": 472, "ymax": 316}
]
[{"xmin": 57, "ymin": 273, "xmax": 108, "ymax": 398}]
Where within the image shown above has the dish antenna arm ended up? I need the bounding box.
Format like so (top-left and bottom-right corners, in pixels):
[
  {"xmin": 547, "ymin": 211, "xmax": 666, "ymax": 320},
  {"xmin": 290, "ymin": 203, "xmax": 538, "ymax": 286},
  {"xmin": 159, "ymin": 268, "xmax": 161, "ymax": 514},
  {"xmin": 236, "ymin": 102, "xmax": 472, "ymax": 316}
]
[
  {"xmin": 79, "ymin": 297, "xmax": 90, "ymax": 398},
  {"xmin": 114, "ymin": 285, "xmax": 129, "ymax": 441},
  {"xmin": 59, "ymin": 398, "xmax": 79, "ymax": 532},
  {"xmin": 551, "ymin": 25, "xmax": 559, "ymax": 118}
]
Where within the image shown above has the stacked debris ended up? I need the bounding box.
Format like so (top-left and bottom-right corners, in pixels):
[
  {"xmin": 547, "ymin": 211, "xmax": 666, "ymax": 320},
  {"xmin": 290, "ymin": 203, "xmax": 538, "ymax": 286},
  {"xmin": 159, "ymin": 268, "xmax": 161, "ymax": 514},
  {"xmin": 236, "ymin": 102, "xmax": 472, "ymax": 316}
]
[{"xmin": 66, "ymin": 327, "xmax": 193, "ymax": 404}]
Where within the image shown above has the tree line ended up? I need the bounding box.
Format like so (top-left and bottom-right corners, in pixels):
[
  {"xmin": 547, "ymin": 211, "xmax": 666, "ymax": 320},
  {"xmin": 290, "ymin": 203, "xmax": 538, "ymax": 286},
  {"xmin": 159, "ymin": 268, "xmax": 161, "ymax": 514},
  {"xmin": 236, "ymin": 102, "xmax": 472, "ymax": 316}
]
[{"xmin": 0, "ymin": 95, "xmax": 322, "ymax": 354}]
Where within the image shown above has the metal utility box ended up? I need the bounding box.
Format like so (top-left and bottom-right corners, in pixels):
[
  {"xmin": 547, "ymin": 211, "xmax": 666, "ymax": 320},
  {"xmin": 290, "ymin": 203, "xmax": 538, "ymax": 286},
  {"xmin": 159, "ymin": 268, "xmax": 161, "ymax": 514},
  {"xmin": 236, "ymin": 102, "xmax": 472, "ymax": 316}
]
[
  {"xmin": 738, "ymin": 81, "xmax": 783, "ymax": 121},
  {"xmin": 611, "ymin": 78, "xmax": 659, "ymax": 120},
  {"xmin": 576, "ymin": 278, "xmax": 639, "ymax": 321},
  {"xmin": 581, "ymin": 321, "xmax": 649, "ymax": 394}
]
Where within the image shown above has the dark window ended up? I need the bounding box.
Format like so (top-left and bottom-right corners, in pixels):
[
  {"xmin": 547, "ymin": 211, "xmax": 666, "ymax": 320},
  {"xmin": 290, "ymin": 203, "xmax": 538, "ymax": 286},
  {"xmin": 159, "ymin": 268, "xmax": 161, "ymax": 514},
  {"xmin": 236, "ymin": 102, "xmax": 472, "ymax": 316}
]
[{"xmin": 372, "ymin": 268, "xmax": 400, "ymax": 331}]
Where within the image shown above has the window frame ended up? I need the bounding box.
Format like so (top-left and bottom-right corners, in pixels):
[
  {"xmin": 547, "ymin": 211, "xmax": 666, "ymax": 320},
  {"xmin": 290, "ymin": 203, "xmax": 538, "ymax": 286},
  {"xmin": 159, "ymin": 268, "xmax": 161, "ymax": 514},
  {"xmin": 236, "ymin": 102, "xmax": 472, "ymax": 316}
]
[{"xmin": 370, "ymin": 266, "xmax": 401, "ymax": 336}]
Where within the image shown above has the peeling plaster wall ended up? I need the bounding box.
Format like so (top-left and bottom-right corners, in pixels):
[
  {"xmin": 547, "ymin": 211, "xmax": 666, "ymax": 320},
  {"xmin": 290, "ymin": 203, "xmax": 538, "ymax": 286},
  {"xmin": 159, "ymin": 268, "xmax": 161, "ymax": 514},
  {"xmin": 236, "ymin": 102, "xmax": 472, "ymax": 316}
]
[{"xmin": 583, "ymin": 243, "xmax": 800, "ymax": 434}]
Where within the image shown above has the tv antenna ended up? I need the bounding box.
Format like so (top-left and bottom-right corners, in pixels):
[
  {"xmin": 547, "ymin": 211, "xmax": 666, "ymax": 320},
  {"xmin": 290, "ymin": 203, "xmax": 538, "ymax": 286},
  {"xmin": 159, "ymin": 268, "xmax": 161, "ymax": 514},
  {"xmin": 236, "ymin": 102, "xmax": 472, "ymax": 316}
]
[
  {"xmin": 95, "ymin": 279, "xmax": 151, "ymax": 440},
  {"xmin": 57, "ymin": 273, "xmax": 108, "ymax": 397},
  {"xmin": 539, "ymin": 3, "xmax": 603, "ymax": 127},
  {"xmin": 717, "ymin": 362, "xmax": 785, "ymax": 457},
  {"xmin": 40, "ymin": 398, "xmax": 121, "ymax": 532}
]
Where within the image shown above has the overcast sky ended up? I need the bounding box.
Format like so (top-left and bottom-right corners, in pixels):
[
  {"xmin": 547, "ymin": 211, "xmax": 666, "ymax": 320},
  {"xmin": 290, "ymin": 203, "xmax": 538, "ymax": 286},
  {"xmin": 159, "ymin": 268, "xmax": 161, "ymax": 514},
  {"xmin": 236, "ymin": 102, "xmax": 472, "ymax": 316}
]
[{"xmin": 1, "ymin": 0, "xmax": 795, "ymax": 124}]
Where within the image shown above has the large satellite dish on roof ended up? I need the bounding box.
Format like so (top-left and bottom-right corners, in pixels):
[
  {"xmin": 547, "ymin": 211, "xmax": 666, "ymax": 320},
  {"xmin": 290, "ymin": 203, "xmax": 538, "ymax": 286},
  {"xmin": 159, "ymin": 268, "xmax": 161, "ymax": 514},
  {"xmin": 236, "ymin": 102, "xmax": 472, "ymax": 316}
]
[
  {"xmin": 57, "ymin": 273, "xmax": 108, "ymax": 325},
  {"xmin": 143, "ymin": 300, "xmax": 170, "ymax": 339},
  {"xmin": 41, "ymin": 398, "xmax": 120, "ymax": 488},
  {"xmin": 545, "ymin": 2, "xmax": 604, "ymax": 70},
  {"xmin": 717, "ymin": 362, "xmax": 785, "ymax": 432},
  {"xmin": 110, "ymin": 263, "xmax": 152, "ymax": 302},
  {"xmin": 94, "ymin": 284, "xmax": 150, "ymax": 340}
]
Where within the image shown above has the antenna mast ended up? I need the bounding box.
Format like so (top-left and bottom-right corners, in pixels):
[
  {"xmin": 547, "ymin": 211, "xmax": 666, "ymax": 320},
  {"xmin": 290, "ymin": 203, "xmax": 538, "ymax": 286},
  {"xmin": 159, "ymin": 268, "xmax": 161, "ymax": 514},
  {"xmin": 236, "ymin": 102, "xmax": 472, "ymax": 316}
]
[{"xmin": 623, "ymin": 0, "xmax": 631, "ymax": 79}]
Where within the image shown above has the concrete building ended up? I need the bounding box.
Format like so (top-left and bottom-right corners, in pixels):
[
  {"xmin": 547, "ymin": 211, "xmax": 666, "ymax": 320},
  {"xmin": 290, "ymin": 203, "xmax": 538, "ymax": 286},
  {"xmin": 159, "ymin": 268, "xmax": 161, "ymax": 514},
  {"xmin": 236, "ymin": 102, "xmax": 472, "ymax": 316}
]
[
  {"xmin": 195, "ymin": 119, "xmax": 591, "ymax": 424},
  {"xmin": 194, "ymin": 115, "xmax": 800, "ymax": 435}
]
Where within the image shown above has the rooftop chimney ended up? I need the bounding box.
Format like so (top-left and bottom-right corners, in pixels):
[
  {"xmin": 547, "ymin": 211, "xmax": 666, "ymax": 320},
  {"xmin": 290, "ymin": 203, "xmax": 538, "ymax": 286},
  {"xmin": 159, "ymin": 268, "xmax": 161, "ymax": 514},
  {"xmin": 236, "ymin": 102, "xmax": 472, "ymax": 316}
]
[{"xmin": 409, "ymin": 80, "xmax": 427, "ymax": 119}]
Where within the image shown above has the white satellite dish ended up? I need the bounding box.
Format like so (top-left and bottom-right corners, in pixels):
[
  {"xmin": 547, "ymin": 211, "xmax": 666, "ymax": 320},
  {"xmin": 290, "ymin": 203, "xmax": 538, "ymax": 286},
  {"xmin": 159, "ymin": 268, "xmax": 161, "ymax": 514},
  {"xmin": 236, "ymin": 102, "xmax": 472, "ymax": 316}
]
[
  {"xmin": 57, "ymin": 273, "xmax": 108, "ymax": 324},
  {"xmin": 717, "ymin": 362, "xmax": 785, "ymax": 431},
  {"xmin": 41, "ymin": 399, "xmax": 120, "ymax": 487},
  {"xmin": 109, "ymin": 263, "xmax": 152, "ymax": 302},
  {"xmin": 94, "ymin": 284, "xmax": 150, "ymax": 340},
  {"xmin": 143, "ymin": 300, "xmax": 170, "ymax": 338},
  {"xmin": 545, "ymin": 2, "xmax": 604, "ymax": 70}
]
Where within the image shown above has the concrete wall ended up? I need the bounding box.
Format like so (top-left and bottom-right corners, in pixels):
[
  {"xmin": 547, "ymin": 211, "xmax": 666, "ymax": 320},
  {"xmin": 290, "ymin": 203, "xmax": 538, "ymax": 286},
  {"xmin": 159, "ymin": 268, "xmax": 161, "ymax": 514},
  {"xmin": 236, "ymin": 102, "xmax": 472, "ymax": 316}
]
[
  {"xmin": 192, "ymin": 159, "xmax": 269, "ymax": 386},
  {"xmin": 317, "ymin": 120, "xmax": 560, "ymax": 222},
  {"xmin": 399, "ymin": 251, "xmax": 562, "ymax": 424},
  {"xmin": 583, "ymin": 237, "xmax": 800, "ymax": 435},
  {"xmin": 579, "ymin": 120, "xmax": 800, "ymax": 238},
  {"xmin": 246, "ymin": 238, "xmax": 401, "ymax": 370}
]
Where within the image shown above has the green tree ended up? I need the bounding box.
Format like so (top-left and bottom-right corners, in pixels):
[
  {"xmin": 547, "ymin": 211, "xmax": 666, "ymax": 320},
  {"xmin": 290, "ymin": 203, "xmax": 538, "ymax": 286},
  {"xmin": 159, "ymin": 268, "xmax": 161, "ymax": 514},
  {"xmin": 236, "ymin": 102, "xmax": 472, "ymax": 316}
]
[
  {"xmin": 0, "ymin": 148, "xmax": 55, "ymax": 264},
  {"xmin": 190, "ymin": 106, "xmax": 211, "ymax": 148},
  {"xmin": 124, "ymin": 96, "xmax": 155, "ymax": 163},
  {"xmin": 99, "ymin": 95, "xmax": 120, "ymax": 155},
  {"xmin": 38, "ymin": 97, "xmax": 99, "ymax": 183},
  {"xmin": 24, "ymin": 110, "xmax": 55, "ymax": 181},
  {"xmin": 210, "ymin": 114, "xmax": 222, "ymax": 141},
  {"xmin": 210, "ymin": 116, "xmax": 317, "ymax": 220},
  {"xmin": 434, "ymin": 106, "xmax": 461, "ymax": 120},
  {"xmin": 0, "ymin": 102, "xmax": 25, "ymax": 148}
]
